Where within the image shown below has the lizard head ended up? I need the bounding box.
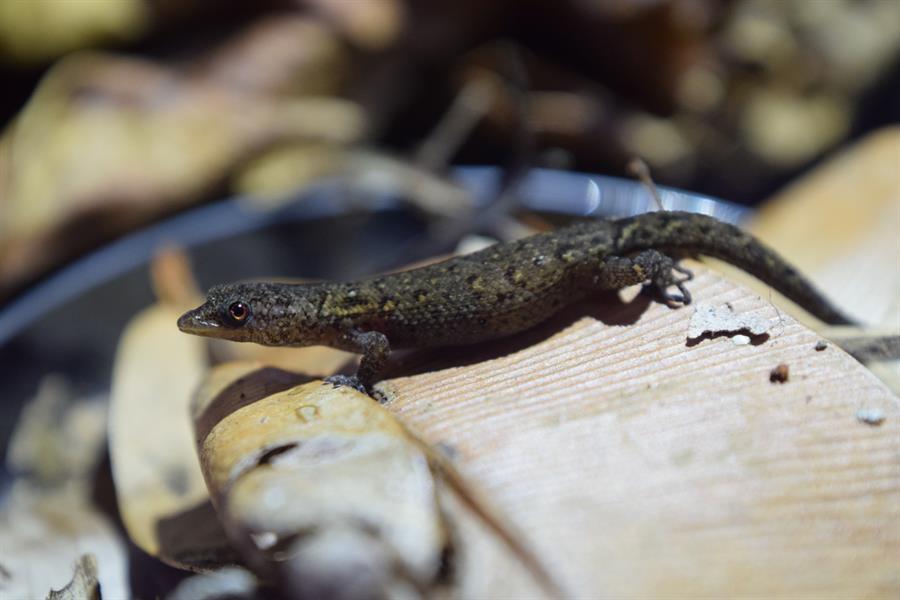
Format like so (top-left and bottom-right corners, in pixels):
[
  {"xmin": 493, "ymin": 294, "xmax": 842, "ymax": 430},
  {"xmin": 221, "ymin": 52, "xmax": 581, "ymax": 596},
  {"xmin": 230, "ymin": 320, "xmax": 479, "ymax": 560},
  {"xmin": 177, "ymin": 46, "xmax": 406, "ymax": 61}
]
[{"xmin": 177, "ymin": 282, "xmax": 317, "ymax": 345}]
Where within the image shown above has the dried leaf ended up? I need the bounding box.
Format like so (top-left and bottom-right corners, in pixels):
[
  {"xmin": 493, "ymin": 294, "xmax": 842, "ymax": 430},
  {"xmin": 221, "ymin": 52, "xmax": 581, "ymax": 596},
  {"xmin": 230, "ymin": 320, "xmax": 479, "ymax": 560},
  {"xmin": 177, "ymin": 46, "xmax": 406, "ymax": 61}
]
[
  {"xmin": 109, "ymin": 303, "xmax": 235, "ymax": 569},
  {"xmin": 166, "ymin": 566, "xmax": 258, "ymax": 600},
  {"xmin": 0, "ymin": 0, "xmax": 148, "ymax": 63},
  {"xmin": 192, "ymin": 365, "xmax": 559, "ymax": 598},
  {"xmin": 47, "ymin": 555, "xmax": 102, "ymax": 600},
  {"xmin": 0, "ymin": 16, "xmax": 363, "ymax": 299},
  {"xmin": 7, "ymin": 376, "xmax": 106, "ymax": 484},
  {"xmin": 0, "ymin": 379, "xmax": 128, "ymax": 598}
]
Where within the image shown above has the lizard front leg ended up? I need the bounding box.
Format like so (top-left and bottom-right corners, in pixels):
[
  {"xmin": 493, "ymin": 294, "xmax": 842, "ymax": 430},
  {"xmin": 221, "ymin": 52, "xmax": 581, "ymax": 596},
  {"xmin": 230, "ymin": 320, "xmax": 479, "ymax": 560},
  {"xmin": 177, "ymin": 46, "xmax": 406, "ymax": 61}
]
[
  {"xmin": 593, "ymin": 249, "xmax": 693, "ymax": 305},
  {"xmin": 325, "ymin": 328, "xmax": 391, "ymax": 394}
]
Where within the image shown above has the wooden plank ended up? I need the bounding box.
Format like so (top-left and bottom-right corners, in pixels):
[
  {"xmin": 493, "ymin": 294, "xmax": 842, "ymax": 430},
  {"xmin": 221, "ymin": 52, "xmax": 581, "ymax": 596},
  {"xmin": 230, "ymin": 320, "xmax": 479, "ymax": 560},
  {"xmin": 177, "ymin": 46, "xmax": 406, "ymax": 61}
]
[{"xmin": 380, "ymin": 263, "xmax": 899, "ymax": 598}]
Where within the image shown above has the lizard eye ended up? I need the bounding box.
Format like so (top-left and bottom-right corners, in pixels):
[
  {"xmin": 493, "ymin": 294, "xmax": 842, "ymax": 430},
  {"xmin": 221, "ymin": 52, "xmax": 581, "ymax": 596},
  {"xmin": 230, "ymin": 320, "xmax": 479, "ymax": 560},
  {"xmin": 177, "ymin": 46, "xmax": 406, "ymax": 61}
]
[{"xmin": 226, "ymin": 301, "xmax": 251, "ymax": 325}]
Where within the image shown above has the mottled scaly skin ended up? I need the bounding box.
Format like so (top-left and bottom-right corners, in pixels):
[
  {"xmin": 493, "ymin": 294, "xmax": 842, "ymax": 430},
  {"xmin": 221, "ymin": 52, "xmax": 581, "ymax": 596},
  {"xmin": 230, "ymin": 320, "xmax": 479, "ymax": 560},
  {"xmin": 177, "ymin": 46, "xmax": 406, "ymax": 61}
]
[
  {"xmin": 613, "ymin": 211, "xmax": 852, "ymax": 325},
  {"xmin": 178, "ymin": 211, "xmax": 853, "ymax": 388}
]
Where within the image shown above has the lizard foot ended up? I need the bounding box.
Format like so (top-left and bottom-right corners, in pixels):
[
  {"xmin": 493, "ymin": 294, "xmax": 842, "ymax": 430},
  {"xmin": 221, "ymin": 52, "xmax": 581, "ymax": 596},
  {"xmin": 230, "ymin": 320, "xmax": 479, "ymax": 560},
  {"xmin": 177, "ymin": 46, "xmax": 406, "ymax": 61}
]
[
  {"xmin": 597, "ymin": 250, "xmax": 694, "ymax": 306},
  {"xmin": 649, "ymin": 262, "xmax": 693, "ymax": 306},
  {"xmin": 323, "ymin": 374, "xmax": 368, "ymax": 394}
]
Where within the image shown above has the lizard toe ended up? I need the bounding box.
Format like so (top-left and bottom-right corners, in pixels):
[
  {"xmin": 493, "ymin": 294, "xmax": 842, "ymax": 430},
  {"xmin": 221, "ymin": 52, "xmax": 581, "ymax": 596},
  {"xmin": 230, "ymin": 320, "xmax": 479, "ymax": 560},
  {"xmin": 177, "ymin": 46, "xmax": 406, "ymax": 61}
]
[{"xmin": 323, "ymin": 374, "xmax": 368, "ymax": 395}]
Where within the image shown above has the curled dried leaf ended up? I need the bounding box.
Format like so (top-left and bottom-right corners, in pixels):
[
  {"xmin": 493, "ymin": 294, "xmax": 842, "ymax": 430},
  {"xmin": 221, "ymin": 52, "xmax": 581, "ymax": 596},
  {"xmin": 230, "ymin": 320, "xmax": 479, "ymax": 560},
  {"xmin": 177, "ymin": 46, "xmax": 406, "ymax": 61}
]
[
  {"xmin": 47, "ymin": 555, "xmax": 102, "ymax": 600},
  {"xmin": 192, "ymin": 365, "xmax": 561, "ymax": 598},
  {"xmin": 109, "ymin": 303, "xmax": 236, "ymax": 570}
]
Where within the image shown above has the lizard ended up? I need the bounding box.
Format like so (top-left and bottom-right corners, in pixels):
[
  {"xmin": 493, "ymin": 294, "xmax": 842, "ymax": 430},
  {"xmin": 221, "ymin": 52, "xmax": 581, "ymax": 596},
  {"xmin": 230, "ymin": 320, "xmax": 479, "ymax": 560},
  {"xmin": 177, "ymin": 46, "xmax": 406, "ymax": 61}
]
[{"xmin": 177, "ymin": 211, "xmax": 854, "ymax": 391}]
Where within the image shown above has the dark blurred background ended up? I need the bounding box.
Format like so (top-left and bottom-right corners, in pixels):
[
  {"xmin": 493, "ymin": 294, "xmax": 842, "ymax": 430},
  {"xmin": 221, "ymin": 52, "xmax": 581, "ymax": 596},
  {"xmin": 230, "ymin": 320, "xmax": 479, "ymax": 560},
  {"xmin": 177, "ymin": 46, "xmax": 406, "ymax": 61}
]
[
  {"xmin": 2, "ymin": 0, "xmax": 899, "ymax": 303},
  {"xmin": 0, "ymin": 0, "xmax": 898, "ymax": 410}
]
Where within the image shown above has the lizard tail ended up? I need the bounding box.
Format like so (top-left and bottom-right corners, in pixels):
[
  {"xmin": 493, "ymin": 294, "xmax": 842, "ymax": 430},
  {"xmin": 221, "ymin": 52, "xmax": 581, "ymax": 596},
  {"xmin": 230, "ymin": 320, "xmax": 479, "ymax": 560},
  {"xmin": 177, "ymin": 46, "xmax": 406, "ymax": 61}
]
[{"xmin": 613, "ymin": 211, "xmax": 855, "ymax": 325}]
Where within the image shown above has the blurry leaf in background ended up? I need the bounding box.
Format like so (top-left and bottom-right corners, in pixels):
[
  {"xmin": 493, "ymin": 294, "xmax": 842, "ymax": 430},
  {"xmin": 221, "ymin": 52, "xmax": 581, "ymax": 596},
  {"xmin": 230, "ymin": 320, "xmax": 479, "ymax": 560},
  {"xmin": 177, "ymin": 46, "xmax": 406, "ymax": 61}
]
[
  {"xmin": 722, "ymin": 0, "xmax": 900, "ymax": 93},
  {"xmin": 46, "ymin": 554, "xmax": 102, "ymax": 600},
  {"xmin": 0, "ymin": 0, "xmax": 150, "ymax": 64},
  {"xmin": 298, "ymin": 0, "xmax": 406, "ymax": 49},
  {"xmin": 167, "ymin": 566, "xmax": 259, "ymax": 600},
  {"xmin": 0, "ymin": 376, "xmax": 129, "ymax": 598},
  {"xmin": 234, "ymin": 146, "xmax": 476, "ymax": 219},
  {"xmin": 719, "ymin": 0, "xmax": 900, "ymax": 167},
  {"xmin": 190, "ymin": 14, "xmax": 349, "ymax": 97},
  {"xmin": 231, "ymin": 142, "xmax": 344, "ymax": 201},
  {"xmin": 457, "ymin": 0, "xmax": 898, "ymax": 200},
  {"xmin": 740, "ymin": 89, "xmax": 850, "ymax": 167},
  {"xmin": 620, "ymin": 113, "xmax": 695, "ymax": 172},
  {"xmin": 7, "ymin": 375, "xmax": 107, "ymax": 486},
  {"xmin": 108, "ymin": 299, "xmax": 234, "ymax": 570},
  {"xmin": 0, "ymin": 15, "xmax": 364, "ymax": 300},
  {"xmin": 1, "ymin": 0, "xmax": 897, "ymax": 306}
]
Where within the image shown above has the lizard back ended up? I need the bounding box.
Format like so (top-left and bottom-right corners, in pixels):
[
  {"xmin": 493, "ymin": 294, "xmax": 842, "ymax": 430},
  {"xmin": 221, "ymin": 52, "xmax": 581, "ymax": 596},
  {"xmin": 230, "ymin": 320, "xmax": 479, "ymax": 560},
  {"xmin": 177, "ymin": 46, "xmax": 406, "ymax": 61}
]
[{"xmin": 317, "ymin": 220, "xmax": 619, "ymax": 348}]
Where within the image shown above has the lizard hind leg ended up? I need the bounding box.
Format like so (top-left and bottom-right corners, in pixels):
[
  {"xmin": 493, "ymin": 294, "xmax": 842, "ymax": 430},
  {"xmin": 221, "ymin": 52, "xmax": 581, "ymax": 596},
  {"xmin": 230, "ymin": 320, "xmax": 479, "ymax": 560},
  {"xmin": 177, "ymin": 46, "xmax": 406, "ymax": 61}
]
[{"xmin": 595, "ymin": 249, "xmax": 694, "ymax": 306}]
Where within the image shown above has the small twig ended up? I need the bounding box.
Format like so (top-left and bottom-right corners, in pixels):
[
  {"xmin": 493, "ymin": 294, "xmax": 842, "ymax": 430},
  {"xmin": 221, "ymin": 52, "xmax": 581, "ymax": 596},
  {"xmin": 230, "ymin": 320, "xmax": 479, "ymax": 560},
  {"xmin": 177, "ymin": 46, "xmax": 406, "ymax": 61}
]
[
  {"xmin": 344, "ymin": 43, "xmax": 536, "ymax": 278},
  {"xmin": 832, "ymin": 334, "xmax": 900, "ymax": 363},
  {"xmin": 445, "ymin": 43, "xmax": 535, "ymax": 236},
  {"xmin": 767, "ymin": 289, "xmax": 787, "ymax": 338},
  {"xmin": 150, "ymin": 245, "xmax": 201, "ymax": 307},
  {"xmin": 415, "ymin": 77, "xmax": 496, "ymax": 174},
  {"xmin": 411, "ymin": 42, "xmax": 537, "ymax": 256},
  {"xmin": 627, "ymin": 157, "xmax": 664, "ymax": 211}
]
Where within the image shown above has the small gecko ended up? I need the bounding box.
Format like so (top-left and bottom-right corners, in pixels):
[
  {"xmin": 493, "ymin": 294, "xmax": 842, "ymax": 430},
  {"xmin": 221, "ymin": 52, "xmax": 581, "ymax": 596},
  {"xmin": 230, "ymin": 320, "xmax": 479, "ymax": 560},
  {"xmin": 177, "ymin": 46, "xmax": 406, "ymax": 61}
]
[{"xmin": 178, "ymin": 211, "xmax": 854, "ymax": 390}]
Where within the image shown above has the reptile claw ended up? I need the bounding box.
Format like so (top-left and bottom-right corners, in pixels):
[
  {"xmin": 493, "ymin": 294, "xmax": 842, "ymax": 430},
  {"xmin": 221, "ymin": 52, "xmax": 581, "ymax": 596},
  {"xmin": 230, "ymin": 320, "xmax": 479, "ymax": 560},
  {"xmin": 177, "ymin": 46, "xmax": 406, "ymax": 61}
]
[
  {"xmin": 652, "ymin": 262, "xmax": 693, "ymax": 306},
  {"xmin": 324, "ymin": 374, "xmax": 368, "ymax": 394},
  {"xmin": 673, "ymin": 264, "xmax": 694, "ymax": 281}
]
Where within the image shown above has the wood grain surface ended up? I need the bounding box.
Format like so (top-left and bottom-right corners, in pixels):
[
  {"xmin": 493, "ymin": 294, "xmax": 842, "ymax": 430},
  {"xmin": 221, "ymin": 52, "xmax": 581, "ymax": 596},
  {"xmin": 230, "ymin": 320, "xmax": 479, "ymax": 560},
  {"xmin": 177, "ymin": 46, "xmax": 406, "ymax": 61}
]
[
  {"xmin": 711, "ymin": 127, "xmax": 900, "ymax": 392},
  {"xmin": 373, "ymin": 131, "xmax": 900, "ymax": 597},
  {"xmin": 379, "ymin": 263, "xmax": 899, "ymax": 598},
  {"xmin": 750, "ymin": 126, "xmax": 900, "ymax": 328}
]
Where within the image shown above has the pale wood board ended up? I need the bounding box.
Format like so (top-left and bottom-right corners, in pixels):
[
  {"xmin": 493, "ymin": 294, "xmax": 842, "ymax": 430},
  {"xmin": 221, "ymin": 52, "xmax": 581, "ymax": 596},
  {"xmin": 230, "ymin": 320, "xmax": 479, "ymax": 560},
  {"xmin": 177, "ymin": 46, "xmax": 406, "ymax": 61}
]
[
  {"xmin": 717, "ymin": 126, "xmax": 900, "ymax": 330},
  {"xmin": 751, "ymin": 126, "xmax": 900, "ymax": 324},
  {"xmin": 379, "ymin": 263, "xmax": 900, "ymax": 599},
  {"xmin": 713, "ymin": 127, "xmax": 899, "ymax": 393}
]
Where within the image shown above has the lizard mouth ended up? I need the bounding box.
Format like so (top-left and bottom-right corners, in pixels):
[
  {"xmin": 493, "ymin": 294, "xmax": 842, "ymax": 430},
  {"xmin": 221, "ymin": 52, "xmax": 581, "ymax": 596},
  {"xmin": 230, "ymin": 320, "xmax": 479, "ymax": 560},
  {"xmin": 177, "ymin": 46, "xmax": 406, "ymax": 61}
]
[{"xmin": 177, "ymin": 307, "xmax": 221, "ymax": 335}]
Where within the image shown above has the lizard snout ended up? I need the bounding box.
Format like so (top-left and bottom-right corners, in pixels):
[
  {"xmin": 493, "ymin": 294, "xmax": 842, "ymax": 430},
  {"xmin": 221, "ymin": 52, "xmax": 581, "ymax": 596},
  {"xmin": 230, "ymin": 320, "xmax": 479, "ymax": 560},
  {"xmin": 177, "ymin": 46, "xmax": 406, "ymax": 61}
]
[{"xmin": 177, "ymin": 306, "xmax": 219, "ymax": 335}]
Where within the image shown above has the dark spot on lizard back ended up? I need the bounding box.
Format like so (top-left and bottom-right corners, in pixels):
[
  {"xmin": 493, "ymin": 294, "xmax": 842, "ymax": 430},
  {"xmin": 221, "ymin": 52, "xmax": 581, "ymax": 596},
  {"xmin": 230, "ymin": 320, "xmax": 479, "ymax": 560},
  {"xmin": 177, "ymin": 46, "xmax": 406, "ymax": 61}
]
[
  {"xmin": 343, "ymin": 293, "xmax": 369, "ymax": 308},
  {"xmin": 555, "ymin": 244, "xmax": 574, "ymax": 260},
  {"xmin": 656, "ymin": 212, "xmax": 674, "ymax": 227}
]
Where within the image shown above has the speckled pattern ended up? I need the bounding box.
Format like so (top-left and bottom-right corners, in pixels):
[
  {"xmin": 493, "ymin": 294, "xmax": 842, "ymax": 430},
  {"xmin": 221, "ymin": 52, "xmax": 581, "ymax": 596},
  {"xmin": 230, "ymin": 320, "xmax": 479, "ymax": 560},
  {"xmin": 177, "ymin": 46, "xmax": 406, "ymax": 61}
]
[{"xmin": 178, "ymin": 211, "xmax": 853, "ymax": 387}]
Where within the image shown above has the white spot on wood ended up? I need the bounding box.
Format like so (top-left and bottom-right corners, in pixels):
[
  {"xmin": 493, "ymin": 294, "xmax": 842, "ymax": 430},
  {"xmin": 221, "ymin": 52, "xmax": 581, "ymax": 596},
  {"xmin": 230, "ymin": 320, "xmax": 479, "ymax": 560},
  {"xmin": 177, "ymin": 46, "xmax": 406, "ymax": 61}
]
[
  {"xmin": 688, "ymin": 303, "xmax": 771, "ymax": 340},
  {"xmin": 855, "ymin": 407, "xmax": 885, "ymax": 426}
]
